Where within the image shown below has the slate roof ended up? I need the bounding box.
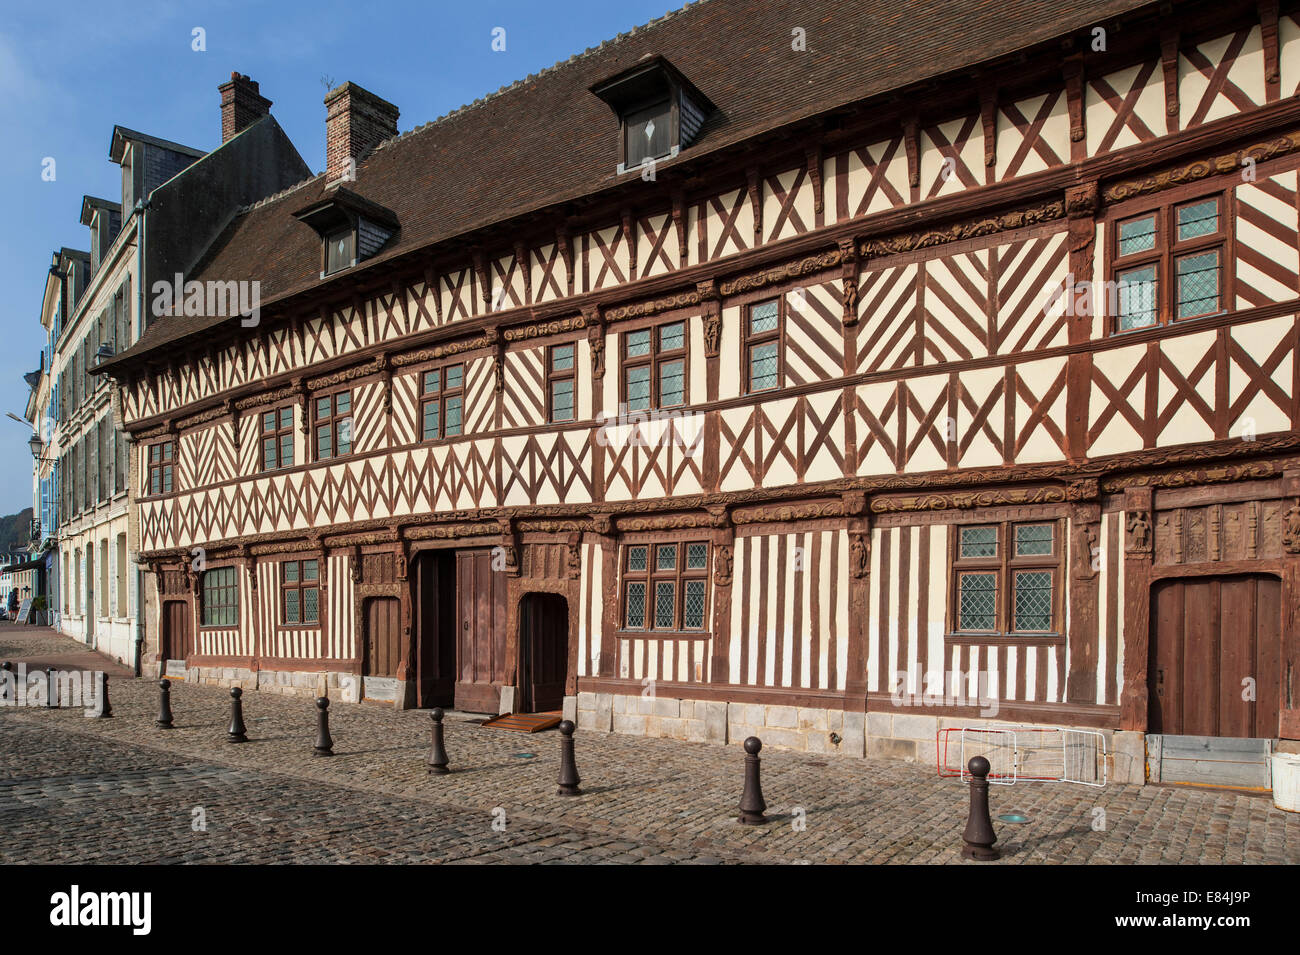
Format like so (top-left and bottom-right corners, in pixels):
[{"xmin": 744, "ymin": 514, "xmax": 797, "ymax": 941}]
[{"xmin": 104, "ymin": 0, "xmax": 1159, "ymax": 371}]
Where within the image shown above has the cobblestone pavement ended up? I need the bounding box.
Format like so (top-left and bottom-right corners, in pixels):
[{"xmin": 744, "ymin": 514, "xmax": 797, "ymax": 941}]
[{"xmin": 2, "ymin": 628, "xmax": 1297, "ymax": 864}]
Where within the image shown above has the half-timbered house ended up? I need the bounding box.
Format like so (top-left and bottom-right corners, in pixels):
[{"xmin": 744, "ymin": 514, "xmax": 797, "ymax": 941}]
[{"xmin": 98, "ymin": 0, "xmax": 1300, "ymax": 784}]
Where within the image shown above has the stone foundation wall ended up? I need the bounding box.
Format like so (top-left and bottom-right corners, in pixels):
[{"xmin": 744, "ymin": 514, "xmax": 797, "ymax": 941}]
[
  {"xmin": 572, "ymin": 691, "xmax": 1146, "ymax": 784},
  {"xmin": 145, "ymin": 662, "xmax": 357, "ymax": 702}
]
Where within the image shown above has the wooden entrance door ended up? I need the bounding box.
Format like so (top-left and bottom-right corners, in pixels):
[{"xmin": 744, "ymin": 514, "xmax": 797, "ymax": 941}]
[
  {"xmin": 414, "ymin": 551, "xmax": 456, "ymax": 708},
  {"xmin": 518, "ymin": 593, "xmax": 569, "ymax": 713},
  {"xmin": 1149, "ymin": 574, "xmax": 1282, "ymax": 737},
  {"xmin": 162, "ymin": 600, "xmax": 192, "ymax": 661},
  {"xmin": 363, "ymin": 597, "xmax": 402, "ymax": 678},
  {"xmin": 454, "ymin": 550, "xmax": 508, "ymax": 713}
]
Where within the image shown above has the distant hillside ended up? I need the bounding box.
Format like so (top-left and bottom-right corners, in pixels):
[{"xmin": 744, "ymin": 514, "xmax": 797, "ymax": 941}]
[{"xmin": 0, "ymin": 508, "xmax": 33, "ymax": 553}]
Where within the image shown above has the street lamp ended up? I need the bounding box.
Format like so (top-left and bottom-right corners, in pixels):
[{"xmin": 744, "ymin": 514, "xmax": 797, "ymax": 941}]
[{"xmin": 28, "ymin": 432, "xmax": 42, "ymax": 460}]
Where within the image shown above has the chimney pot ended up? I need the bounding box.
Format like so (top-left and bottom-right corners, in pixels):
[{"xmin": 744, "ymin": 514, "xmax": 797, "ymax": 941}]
[
  {"xmin": 219, "ymin": 72, "xmax": 272, "ymax": 143},
  {"xmin": 324, "ymin": 82, "xmax": 399, "ymax": 185}
]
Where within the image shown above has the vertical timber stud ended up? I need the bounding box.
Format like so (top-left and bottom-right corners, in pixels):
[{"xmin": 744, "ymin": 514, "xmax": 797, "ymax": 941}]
[
  {"xmin": 840, "ymin": 240, "xmax": 860, "ymax": 476},
  {"xmin": 699, "ymin": 280, "xmax": 722, "ymax": 491},
  {"xmin": 1261, "ymin": 0, "xmax": 1281, "ymax": 103},
  {"xmin": 593, "ymin": 514, "xmax": 618, "ymax": 681},
  {"xmin": 395, "ymin": 533, "xmax": 414, "ymax": 709},
  {"xmin": 1064, "ymin": 182, "xmax": 1099, "ymax": 464},
  {"xmin": 710, "ymin": 507, "xmax": 734, "ymax": 683},
  {"xmin": 1063, "ymin": 54, "xmax": 1086, "ymax": 163},
  {"xmin": 1160, "ymin": 28, "xmax": 1180, "ymax": 135},
  {"xmin": 1119, "ymin": 487, "xmax": 1154, "ymax": 732},
  {"xmin": 1066, "ymin": 485, "xmax": 1102, "ymax": 704},
  {"xmin": 843, "ymin": 492, "xmax": 870, "ymax": 711},
  {"xmin": 584, "ymin": 305, "xmax": 606, "ymax": 499},
  {"xmin": 1280, "ymin": 471, "xmax": 1300, "ymax": 739}
]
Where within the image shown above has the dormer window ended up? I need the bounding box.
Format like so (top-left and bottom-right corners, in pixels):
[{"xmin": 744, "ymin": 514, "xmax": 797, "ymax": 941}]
[
  {"xmin": 591, "ymin": 56, "xmax": 713, "ymax": 175},
  {"xmin": 325, "ymin": 229, "xmax": 355, "ymax": 275},
  {"xmin": 292, "ymin": 187, "xmax": 397, "ymax": 278}
]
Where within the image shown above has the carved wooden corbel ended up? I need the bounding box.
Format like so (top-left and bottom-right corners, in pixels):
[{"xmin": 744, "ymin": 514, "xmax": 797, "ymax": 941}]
[
  {"xmin": 584, "ymin": 304, "xmax": 605, "ymax": 380},
  {"xmin": 295, "ymin": 377, "xmax": 310, "ymax": 437},
  {"xmin": 713, "ymin": 543, "xmax": 734, "ymax": 588},
  {"xmin": 1261, "ymin": 0, "xmax": 1281, "ymax": 96},
  {"xmin": 838, "ymin": 238, "xmax": 860, "ymax": 327},
  {"xmin": 903, "ymin": 115, "xmax": 920, "ymax": 190},
  {"xmin": 621, "ymin": 209, "xmax": 636, "ymax": 281},
  {"xmin": 979, "ymin": 89, "xmax": 998, "ymax": 168},
  {"xmin": 1062, "ymin": 55, "xmax": 1085, "ymax": 145},
  {"xmin": 746, "ymin": 167, "xmax": 762, "ymax": 245},
  {"xmin": 1160, "ymin": 28, "xmax": 1180, "ymax": 133},
  {"xmin": 805, "ymin": 145, "xmax": 824, "ymax": 215},
  {"xmin": 498, "ymin": 518, "xmax": 520, "ymax": 576},
  {"xmin": 672, "ymin": 190, "xmax": 689, "ymax": 267},
  {"xmin": 349, "ymin": 544, "xmax": 363, "ymax": 583},
  {"xmin": 377, "ymin": 353, "xmax": 393, "ymax": 415},
  {"xmin": 698, "ymin": 279, "xmax": 721, "ymax": 358},
  {"xmin": 566, "ymin": 531, "xmax": 583, "ymax": 579},
  {"xmin": 556, "ymin": 224, "xmax": 574, "ymax": 295},
  {"xmin": 849, "ymin": 531, "xmax": 871, "ymax": 579},
  {"xmin": 513, "ymin": 241, "xmax": 531, "ymax": 306},
  {"xmin": 471, "ymin": 247, "xmax": 492, "ymax": 310}
]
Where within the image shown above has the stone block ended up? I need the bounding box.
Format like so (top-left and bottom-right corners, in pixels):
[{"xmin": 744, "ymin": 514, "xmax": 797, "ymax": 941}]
[
  {"xmin": 797, "ymin": 707, "xmax": 827, "ymax": 732},
  {"xmin": 868, "ymin": 736, "xmax": 918, "ymax": 760},
  {"xmin": 745, "ymin": 703, "xmax": 765, "ymax": 726},
  {"xmin": 866, "ymin": 711, "xmax": 892, "ymax": 739},
  {"xmin": 703, "ymin": 702, "xmax": 728, "ymax": 742},
  {"xmin": 562, "ymin": 695, "xmax": 577, "ymax": 723},
  {"xmin": 679, "ymin": 700, "xmax": 695, "ymax": 720},
  {"xmin": 892, "ymin": 713, "xmax": 939, "ymax": 741},
  {"xmin": 838, "ymin": 711, "xmax": 867, "ymax": 757},
  {"xmin": 613, "ymin": 713, "xmax": 648, "ymax": 736},
  {"xmin": 766, "ymin": 705, "xmax": 798, "ymax": 729},
  {"xmin": 659, "ymin": 717, "xmax": 686, "ymax": 739},
  {"xmin": 576, "ymin": 691, "xmax": 597, "ymax": 711},
  {"xmin": 762, "ymin": 727, "xmax": 807, "ymax": 751}
]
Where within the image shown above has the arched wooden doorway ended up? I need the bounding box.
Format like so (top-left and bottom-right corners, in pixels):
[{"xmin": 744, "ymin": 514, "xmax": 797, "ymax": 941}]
[{"xmin": 517, "ymin": 592, "xmax": 569, "ymax": 713}]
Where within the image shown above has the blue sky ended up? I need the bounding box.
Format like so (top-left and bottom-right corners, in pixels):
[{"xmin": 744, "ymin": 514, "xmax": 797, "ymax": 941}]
[{"xmin": 0, "ymin": 0, "xmax": 679, "ymax": 516}]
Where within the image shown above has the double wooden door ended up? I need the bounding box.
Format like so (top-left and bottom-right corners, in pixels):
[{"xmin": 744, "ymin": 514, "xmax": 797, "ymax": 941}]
[{"xmin": 1149, "ymin": 574, "xmax": 1282, "ymax": 738}]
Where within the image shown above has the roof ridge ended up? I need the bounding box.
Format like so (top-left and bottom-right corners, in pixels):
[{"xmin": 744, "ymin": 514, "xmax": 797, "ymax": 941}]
[
  {"xmin": 371, "ymin": 0, "xmax": 707, "ymax": 155},
  {"xmin": 238, "ymin": 172, "xmax": 326, "ymax": 214}
]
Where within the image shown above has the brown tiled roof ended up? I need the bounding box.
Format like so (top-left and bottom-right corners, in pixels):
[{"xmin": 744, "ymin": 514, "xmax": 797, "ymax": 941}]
[{"xmin": 110, "ymin": 0, "xmax": 1157, "ymax": 369}]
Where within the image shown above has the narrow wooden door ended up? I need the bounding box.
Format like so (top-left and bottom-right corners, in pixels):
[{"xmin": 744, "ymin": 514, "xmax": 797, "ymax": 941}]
[
  {"xmin": 454, "ymin": 550, "xmax": 508, "ymax": 712},
  {"xmin": 364, "ymin": 597, "xmax": 402, "ymax": 678},
  {"xmin": 519, "ymin": 593, "xmax": 569, "ymax": 713},
  {"xmin": 162, "ymin": 600, "xmax": 192, "ymax": 660},
  {"xmin": 1149, "ymin": 575, "xmax": 1282, "ymax": 737}
]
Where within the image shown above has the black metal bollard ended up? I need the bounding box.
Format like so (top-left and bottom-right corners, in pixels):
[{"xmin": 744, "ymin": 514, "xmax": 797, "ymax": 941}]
[
  {"xmin": 95, "ymin": 672, "xmax": 112, "ymax": 718},
  {"xmin": 156, "ymin": 680, "xmax": 174, "ymax": 729},
  {"xmin": 227, "ymin": 687, "xmax": 248, "ymax": 743},
  {"xmin": 46, "ymin": 667, "xmax": 56, "ymax": 709},
  {"xmin": 1, "ymin": 661, "xmax": 11, "ymax": 702},
  {"xmin": 961, "ymin": 755, "xmax": 1000, "ymax": 861},
  {"xmin": 426, "ymin": 707, "xmax": 449, "ymax": 774},
  {"xmin": 555, "ymin": 720, "xmax": 581, "ymax": 796},
  {"xmin": 738, "ymin": 736, "xmax": 768, "ymax": 825},
  {"xmin": 314, "ymin": 697, "xmax": 333, "ymax": 756}
]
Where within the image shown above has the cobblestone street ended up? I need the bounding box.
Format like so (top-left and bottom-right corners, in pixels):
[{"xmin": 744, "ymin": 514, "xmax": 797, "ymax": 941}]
[{"xmin": 2, "ymin": 627, "xmax": 1297, "ymax": 864}]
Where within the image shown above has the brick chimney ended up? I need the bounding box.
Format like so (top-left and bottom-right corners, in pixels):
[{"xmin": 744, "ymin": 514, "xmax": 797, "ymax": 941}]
[
  {"xmin": 324, "ymin": 82, "xmax": 399, "ymax": 183},
  {"xmin": 219, "ymin": 73, "xmax": 272, "ymax": 143}
]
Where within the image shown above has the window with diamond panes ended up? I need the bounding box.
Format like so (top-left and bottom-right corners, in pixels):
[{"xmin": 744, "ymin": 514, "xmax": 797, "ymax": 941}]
[
  {"xmin": 281, "ymin": 559, "xmax": 320, "ymax": 625},
  {"xmin": 744, "ymin": 299, "xmax": 781, "ymax": 393},
  {"xmin": 952, "ymin": 521, "xmax": 1061, "ymax": 635},
  {"xmin": 422, "ymin": 365, "xmax": 464, "ymax": 441},
  {"xmin": 621, "ymin": 540, "xmax": 710, "ymax": 632},
  {"xmin": 623, "ymin": 320, "xmax": 687, "ymax": 412},
  {"xmin": 1111, "ymin": 193, "xmax": 1224, "ymax": 333}
]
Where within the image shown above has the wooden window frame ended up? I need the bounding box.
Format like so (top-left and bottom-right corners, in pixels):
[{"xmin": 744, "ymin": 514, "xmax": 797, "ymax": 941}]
[
  {"xmin": 620, "ymin": 319, "xmax": 689, "ymax": 412},
  {"xmin": 742, "ymin": 297, "xmax": 784, "ymax": 395},
  {"xmin": 547, "ymin": 342, "xmax": 579, "ymax": 423},
  {"xmin": 421, "ymin": 364, "xmax": 464, "ymax": 442},
  {"xmin": 280, "ymin": 559, "xmax": 321, "ymax": 627},
  {"xmin": 619, "ymin": 539, "xmax": 711, "ymax": 636},
  {"xmin": 146, "ymin": 440, "xmax": 174, "ymax": 496},
  {"xmin": 260, "ymin": 404, "xmax": 295, "ymax": 472},
  {"xmin": 1107, "ymin": 188, "xmax": 1231, "ymax": 335},
  {"xmin": 314, "ymin": 390, "xmax": 353, "ymax": 461},
  {"xmin": 948, "ymin": 520, "xmax": 1063, "ymax": 637},
  {"xmin": 200, "ymin": 565, "xmax": 239, "ymax": 629}
]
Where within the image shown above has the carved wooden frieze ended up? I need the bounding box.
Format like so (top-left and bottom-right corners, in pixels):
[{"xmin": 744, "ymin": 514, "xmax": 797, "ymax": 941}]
[
  {"xmin": 719, "ymin": 249, "xmax": 843, "ymax": 297},
  {"xmin": 858, "ymin": 200, "xmax": 1065, "ymax": 258},
  {"xmin": 871, "ymin": 487, "xmax": 1067, "ymax": 513},
  {"xmin": 604, "ymin": 291, "xmax": 700, "ymax": 322},
  {"xmin": 1105, "ymin": 132, "xmax": 1300, "ymax": 203},
  {"xmin": 502, "ymin": 313, "xmax": 588, "ymax": 342}
]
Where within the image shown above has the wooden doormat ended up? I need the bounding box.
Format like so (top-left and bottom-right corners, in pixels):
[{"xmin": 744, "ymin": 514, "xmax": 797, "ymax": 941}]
[{"xmin": 480, "ymin": 711, "xmax": 562, "ymax": 733}]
